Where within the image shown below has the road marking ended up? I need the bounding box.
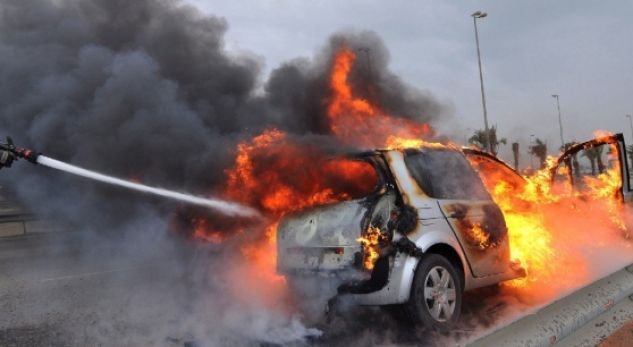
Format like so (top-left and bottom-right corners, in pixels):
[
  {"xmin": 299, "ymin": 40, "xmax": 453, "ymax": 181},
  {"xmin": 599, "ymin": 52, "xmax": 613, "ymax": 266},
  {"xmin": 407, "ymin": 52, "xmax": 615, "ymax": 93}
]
[{"xmin": 40, "ymin": 267, "xmax": 141, "ymax": 282}]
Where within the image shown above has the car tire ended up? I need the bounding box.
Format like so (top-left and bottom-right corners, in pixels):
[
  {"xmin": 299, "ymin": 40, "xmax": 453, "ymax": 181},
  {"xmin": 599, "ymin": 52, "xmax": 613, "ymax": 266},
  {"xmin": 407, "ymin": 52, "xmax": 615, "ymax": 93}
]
[{"xmin": 406, "ymin": 253, "xmax": 463, "ymax": 332}]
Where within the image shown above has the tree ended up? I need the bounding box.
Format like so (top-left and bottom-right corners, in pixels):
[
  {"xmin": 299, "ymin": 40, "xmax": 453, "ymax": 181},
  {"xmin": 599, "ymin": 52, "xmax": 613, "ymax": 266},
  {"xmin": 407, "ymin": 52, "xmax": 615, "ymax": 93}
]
[
  {"xmin": 511, "ymin": 142, "xmax": 519, "ymax": 170},
  {"xmin": 561, "ymin": 142, "xmax": 580, "ymax": 177},
  {"xmin": 581, "ymin": 146, "xmax": 604, "ymax": 175},
  {"xmin": 529, "ymin": 138, "xmax": 548, "ymax": 169},
  {"xmin": 468, "ymin": 126, "xmax": 507, "ymax": 156}
]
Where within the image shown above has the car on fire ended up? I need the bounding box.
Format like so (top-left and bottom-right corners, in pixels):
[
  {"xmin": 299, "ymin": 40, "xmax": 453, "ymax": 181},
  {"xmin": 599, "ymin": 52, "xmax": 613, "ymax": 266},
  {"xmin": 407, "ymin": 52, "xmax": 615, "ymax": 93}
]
[{"xmin": 276, "ymin": 132, "xmax": 631, "ymax": 331}]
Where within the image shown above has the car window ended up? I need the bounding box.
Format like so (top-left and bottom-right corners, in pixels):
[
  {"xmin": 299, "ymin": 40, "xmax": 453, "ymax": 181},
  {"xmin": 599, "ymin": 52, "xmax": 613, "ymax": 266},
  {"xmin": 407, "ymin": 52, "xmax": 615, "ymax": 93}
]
[
  {"xmin": 404, "ymin": 149, "xmax": 491, "ymax": 200},
  {"xmin": 465, "ymin": 152, "xmax": 526, "ymax": 196},
  {"xmin": 323, "ymin": 158, "xmax": 381, "ymax": 199}
]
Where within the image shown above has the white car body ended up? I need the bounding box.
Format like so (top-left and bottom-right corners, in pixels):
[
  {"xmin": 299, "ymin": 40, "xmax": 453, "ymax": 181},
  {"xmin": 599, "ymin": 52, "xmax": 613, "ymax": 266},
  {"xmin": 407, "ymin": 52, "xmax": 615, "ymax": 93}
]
[{"xmin": 277, "ymin": 146, "xmax": 524, "ymax": 306}]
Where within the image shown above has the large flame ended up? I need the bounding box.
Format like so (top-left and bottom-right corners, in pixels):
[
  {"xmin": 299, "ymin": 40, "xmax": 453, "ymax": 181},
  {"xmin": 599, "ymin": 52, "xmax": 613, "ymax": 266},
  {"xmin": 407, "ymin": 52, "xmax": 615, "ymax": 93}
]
[
  {"xmin": 224, "ymin": 129, "xmax": 379, "ymax": 215},
  {"xmin": 470, "ymin": 132, "xmax": 627, "ymax": 294},
  {"xmin": 327, "ymin": 47, "xmax": 435, "ymax": 148},
  {"xmin": 192, "ymin": 45, "xmax": 629, "ymax": 308},
  {"xmin": 190, "ymin": 46, "xmax": 440, "ymax": 298},
  {"xmin": 219, "ymin": 128, "xmax": 380, "ymax": 296}
]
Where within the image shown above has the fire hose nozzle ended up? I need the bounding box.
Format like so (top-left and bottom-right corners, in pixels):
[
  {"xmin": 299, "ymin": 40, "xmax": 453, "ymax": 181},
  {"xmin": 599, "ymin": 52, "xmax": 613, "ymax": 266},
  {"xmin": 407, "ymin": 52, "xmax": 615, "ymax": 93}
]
[
  {"xmin": 15, "ymin": 148, "xmax": 40, "ymax": 163},
  {"xmin": 0, "ymin": 136, "xmax": 40, "ymax": 165}
]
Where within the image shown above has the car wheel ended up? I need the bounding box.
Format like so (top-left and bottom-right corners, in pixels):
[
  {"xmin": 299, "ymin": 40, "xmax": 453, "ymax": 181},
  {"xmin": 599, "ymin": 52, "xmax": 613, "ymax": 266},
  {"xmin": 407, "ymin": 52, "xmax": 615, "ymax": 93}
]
[{"xmin": 407, "ymin": 254, "xmax": 462, "ymax": 332}]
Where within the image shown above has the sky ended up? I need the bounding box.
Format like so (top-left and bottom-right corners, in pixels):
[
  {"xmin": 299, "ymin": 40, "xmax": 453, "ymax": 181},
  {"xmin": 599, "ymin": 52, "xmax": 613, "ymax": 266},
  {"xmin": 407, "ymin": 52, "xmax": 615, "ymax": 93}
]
[{"xmin": 189, "ymin": 0, "xmax": 633, "ymax": 164}]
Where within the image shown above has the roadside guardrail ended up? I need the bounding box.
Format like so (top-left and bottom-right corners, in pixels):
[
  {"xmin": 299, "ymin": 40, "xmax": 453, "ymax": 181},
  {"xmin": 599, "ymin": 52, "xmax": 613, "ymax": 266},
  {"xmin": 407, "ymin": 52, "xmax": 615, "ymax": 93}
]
[{"xmin": 465, "ymin": 264, "xmax": 633, "ymax": 346}]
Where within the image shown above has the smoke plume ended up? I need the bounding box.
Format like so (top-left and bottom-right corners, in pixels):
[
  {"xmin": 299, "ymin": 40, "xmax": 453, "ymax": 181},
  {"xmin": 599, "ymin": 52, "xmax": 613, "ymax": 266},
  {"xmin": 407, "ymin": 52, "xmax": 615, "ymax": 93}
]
[
  {"xmin": 0, "ymin": 0, "xmax": 447, "ymax": 345},
  {"xmin": 0, "ymin": 0, "xmax": 445, "ymax": 225}
]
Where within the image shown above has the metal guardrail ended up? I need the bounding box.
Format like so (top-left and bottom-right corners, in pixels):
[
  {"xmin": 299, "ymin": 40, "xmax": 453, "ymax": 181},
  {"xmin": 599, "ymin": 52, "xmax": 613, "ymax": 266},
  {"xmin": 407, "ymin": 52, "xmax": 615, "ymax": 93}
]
[
  {"xmin": 464, "ymin": 264, "xmax": 633, "ymax": 346},
  {"xmin": 0, "ymin": 213, "xmax": 35, "ymax": 237},
  {"xmin": 0, "ymin": 188, "xmax": 40, "ymax": 237}
]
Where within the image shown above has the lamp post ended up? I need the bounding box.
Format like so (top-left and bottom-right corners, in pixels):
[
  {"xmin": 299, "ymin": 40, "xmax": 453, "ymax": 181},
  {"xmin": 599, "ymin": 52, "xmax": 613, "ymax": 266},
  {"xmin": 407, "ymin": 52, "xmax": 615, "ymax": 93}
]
[
  {"xmin": 551, "ymin": 94, "xmax": 565, "ymax": 149},
  {"xmin": 471, "ymin": 11, "xmax": 492, "ymax": 153},
  {"xmin": 626, "ymin": 115, "xmax": 633, "ymax": 145}
]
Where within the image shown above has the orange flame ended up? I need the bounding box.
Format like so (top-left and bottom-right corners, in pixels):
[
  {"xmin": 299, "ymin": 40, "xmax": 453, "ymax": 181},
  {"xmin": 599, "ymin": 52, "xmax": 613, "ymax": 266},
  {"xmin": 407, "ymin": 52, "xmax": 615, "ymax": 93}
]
[
  {"xmin": 191, "ymin": 218, "xmax": 224, "ymax": 244},
  {"xmin": 217, "ymin": 128, "xmax": 380, "ymax": 296},
  {"xmin": 190, "ymin": 46, "xmax": 440, "ymax": 299},
  {"xmin": 582, "ymin": 142, "xmax": 626, "ymax": 232},
  {"xmin": 470, "ymin": 131, "xmax": 626, "ymax": 293},
  {"xmin": 357, "ymin": 225, "xmax": 386, "ymax": 270},
  {"xmin": 469, "ymin": 223, "xmax": 491, "ymax": 250},
  {"xmin": 224, "ymin": 129, "xmax": 378, "ymax": 215},
  {"xmin": 327, "ymin": 47, "xmax": 435, "ymax": 148}
]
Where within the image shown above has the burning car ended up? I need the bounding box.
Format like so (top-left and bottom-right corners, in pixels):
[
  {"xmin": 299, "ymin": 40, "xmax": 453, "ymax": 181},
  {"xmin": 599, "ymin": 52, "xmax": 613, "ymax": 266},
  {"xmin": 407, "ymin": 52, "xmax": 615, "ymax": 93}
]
[
  {"xmin": 550, "ymin": 133, "xmax": 631, "ymax": 200},
  {"xmin": 276, "ymin": 144, "xmax": 526, "ymax": 331},
  {"xmin": 276, "ymin": 132, "xmax": 632, "ymax": 331},
  {"xmin": 467, "ymin": 132, "xmax": 632, "ymax": 232}
]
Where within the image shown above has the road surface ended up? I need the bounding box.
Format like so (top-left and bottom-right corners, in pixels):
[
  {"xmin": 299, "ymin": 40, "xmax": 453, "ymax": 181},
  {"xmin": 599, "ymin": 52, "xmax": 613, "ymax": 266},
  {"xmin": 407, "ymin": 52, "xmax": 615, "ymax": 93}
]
[
  {"xmin": 3, "ymin": 230, "xmax": 633, "ymax": 347},
  {"xmin": 0, "ymin": 232, "xmax": 204, "ymax": 346}
]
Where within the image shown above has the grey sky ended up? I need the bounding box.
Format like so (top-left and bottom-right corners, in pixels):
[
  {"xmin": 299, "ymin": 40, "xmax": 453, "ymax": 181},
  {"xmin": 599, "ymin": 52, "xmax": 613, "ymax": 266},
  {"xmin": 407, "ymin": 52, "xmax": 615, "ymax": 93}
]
[{"xmin": 190, "ymin": 0, "xmax": 633, "ymax": 163}]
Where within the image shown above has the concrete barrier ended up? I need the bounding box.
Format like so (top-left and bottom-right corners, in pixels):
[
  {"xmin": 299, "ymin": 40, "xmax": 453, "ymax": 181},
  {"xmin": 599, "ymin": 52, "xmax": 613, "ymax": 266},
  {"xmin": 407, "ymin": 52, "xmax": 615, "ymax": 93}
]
[
  {"xmin": 465, "ymin": 265, "xmax": 633, "ymax": 346},
  {"xmin": 0, "ymin": 188, "xmax": 64, "ymax": 237},
  {"xmin": 0, "ymin": 221, "xmax": 27, "ymax": 237}
]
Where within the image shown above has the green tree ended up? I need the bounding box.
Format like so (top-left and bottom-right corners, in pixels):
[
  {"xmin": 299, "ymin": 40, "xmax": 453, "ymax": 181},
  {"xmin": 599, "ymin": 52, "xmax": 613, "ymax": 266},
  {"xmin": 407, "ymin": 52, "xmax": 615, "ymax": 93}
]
[
  {"xmin": 529, "ymin": 138, "xmax": 548, "ymax": 169},
  {"xmin": 582, "ymin": 146, "xmax": 604, "ymax": 175},
  {"xmin": 468, "ymin": 125, "xmax": 507, "ymax": 156},
  {"xmin": 561, "ymin": 142, "xmax": 580, "ymax": 177},
  {"xmin": 511, "ymin": 142, "xmax": 520, "ymax": 170}
]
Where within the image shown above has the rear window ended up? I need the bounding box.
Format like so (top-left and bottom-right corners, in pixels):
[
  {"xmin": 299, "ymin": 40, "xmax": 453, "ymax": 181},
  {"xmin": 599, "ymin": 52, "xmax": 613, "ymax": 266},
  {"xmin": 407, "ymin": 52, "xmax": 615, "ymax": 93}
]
[
  {"xmin": 465, "ymin": 153, "xmax": 526, "ymax": 195},
  {"xmin": 404, "ymin": 149, "xmax": 491, "ymax": 200},
  {"xmin": 321, "ymin": 159, "xmax": 380, "ymax": 199}
]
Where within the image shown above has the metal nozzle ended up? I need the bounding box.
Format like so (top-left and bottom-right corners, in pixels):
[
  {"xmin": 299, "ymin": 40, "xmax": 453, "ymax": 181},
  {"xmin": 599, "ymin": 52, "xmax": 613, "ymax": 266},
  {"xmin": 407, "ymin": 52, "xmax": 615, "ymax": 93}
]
[{"xmin": 0, "ymin": 136, "xmax": 40, "ymax": 164}]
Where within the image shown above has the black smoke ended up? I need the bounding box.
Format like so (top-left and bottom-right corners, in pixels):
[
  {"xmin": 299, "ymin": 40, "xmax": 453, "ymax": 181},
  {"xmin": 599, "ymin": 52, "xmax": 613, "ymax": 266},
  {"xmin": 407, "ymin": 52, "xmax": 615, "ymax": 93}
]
[
  {"xmin": 0, "ymin": 0, "xmax": 449, "ymax": 344},
  {"xmin": 0, "ymin": 0, "xmax": 445, "ymax": 225}
]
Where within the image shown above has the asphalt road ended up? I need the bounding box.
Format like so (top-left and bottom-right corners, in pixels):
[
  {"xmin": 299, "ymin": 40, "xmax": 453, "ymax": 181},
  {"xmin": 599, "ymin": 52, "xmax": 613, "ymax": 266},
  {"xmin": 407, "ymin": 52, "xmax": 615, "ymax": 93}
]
[
  {"xmin": 0, "ymin": 232, "xmax": 204, "ymax": 347},
  {"xmin": 0, "ymin": 232, "xmax": 500, "ymax": 347},
  {"xmin": 0, "ymin": 232, "xmax": 503, "ymax": 347},
  {"xmin": 4, "ymin": 231, "xmax": 629, "ymax": 347}
]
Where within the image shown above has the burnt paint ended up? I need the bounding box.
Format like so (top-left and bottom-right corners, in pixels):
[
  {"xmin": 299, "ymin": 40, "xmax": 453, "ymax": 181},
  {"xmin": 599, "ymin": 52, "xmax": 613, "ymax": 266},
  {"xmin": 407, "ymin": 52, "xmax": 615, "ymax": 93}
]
[
  {"xmin": 481, "ymin": 204, "xmax": 508, "ymax": 244},
  {"xmin": 443, "ymin": 203, "xmax": 506, "ymax": 251},
  {"xmin": 442, "ymin": 202, "xmax": 512, "ymax": 277}
]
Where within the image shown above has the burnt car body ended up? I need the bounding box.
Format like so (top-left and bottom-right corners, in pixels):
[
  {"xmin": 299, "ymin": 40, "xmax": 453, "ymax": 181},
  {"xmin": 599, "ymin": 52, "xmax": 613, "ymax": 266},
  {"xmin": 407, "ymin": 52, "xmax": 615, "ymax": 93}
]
[
  {"xmin": 277, "ymin": 146, "xmax": 525, "ymax": 330},
  {"xmin": 277, "ymin": 133, "xmax": 631, "ymax": 330}
]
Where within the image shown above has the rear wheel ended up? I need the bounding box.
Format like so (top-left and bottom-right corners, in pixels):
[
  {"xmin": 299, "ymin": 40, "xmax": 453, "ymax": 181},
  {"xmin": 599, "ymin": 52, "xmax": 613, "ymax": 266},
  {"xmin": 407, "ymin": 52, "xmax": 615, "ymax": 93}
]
[{"xmin": 407, "ymin": 254, "xmax": 462, "ymax": 332}]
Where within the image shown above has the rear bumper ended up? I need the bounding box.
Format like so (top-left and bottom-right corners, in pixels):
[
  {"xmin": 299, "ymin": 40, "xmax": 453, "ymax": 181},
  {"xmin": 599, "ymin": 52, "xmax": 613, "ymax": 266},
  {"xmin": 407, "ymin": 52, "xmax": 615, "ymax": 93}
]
[{"xmin": 277, "ymin": 245, "xmax": 360, "ymax": 273}]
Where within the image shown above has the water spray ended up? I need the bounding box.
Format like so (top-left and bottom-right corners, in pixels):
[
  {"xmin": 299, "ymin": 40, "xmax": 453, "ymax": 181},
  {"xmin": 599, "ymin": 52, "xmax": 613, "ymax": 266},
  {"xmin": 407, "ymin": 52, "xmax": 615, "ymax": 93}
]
[{"xmin": 0, "ymin": 137, "xmax": 260, "ymax": 218}]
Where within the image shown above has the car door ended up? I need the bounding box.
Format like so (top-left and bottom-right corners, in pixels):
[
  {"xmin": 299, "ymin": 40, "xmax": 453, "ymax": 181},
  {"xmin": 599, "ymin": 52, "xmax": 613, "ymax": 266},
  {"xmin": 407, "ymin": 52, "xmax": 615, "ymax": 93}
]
[
  {"xmin": 463, "ymin": 148, "xmax": 527, "ymax": 196},
  {"xmin": 402, "ymin": 148, "xmax": 511, "ymax": 277},
  {"xmin": 550, "ymin": 133, "xmax": 631, "ymax": 202}
]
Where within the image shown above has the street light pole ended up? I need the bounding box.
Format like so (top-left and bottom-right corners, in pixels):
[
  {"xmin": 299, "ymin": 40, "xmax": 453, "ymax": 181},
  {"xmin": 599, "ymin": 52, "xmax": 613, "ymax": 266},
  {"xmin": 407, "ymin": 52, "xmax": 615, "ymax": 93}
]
[
  {"xmin": 626, "ymin": 115, "xmax": 633, "ymax": 145},
  {"xmin": 472, "ymin": 11, "xmax": 492, "ymax": 153},
  {"xmin": 551, "ymin": 94, "xmax": 565, "ymax": 149}
]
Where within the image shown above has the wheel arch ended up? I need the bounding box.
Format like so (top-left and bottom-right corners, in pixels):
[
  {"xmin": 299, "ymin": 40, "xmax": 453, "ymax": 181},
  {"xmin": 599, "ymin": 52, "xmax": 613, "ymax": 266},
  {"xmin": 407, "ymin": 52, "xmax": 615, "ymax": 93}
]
[{"xmin": 423, "ymin": 243, "xmax": 465, "ymax": 289}]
